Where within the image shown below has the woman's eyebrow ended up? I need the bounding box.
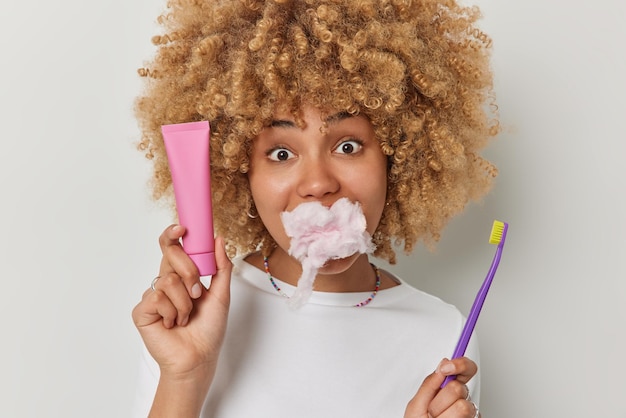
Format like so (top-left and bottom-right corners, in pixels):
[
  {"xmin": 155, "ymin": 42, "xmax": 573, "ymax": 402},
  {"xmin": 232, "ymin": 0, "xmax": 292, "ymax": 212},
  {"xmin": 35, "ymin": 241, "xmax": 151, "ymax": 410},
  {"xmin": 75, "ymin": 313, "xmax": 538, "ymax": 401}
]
[
  {"xmin": 269, "ymin": 111, "xmax": 353, "ymax": 128},
  {"xmin": 269, "ymin": 119, "xmax": 296, "ymax": 128},
  {"xmin": 324, "ymin": 111, "xmax": 352, "ymax": 125}
]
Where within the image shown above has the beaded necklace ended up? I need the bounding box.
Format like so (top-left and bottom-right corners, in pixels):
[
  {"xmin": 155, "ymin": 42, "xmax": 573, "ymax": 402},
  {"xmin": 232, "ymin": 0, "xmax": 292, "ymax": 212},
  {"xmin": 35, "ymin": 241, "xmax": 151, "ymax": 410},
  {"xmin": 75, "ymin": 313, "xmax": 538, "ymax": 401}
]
[{"xmin": 263, "ymin": 256, "xmax": 381, "ymax": 307}]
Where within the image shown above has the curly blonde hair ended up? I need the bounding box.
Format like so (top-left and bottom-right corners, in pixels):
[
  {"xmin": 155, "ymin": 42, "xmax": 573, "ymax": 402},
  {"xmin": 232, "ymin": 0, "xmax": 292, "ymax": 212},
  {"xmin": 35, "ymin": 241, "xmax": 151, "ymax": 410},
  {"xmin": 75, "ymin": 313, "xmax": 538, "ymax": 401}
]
[{"xmin": 136, "ymin": 0, "xmax": 499, "ymax": 263}]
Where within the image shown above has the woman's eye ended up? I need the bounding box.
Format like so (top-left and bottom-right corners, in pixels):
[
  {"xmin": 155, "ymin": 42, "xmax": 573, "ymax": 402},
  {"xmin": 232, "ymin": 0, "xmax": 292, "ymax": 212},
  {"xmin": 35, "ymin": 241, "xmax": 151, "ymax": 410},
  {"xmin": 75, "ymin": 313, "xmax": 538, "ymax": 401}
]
[
  {"xmin": 268, "ymin": 148, "xmax": 295, "ymax": 161},
  {"xmin": 334, "ymin": 139, "xmax": 363, "ymax": 155}
]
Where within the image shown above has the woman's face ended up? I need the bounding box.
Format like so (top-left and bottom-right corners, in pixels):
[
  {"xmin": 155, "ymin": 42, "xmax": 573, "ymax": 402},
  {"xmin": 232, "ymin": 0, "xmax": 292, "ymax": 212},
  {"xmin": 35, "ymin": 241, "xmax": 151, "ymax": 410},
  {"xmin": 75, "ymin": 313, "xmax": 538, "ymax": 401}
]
[{"xmin": 247, "ymin": 105, "xmax": 388, "ymax": 273}]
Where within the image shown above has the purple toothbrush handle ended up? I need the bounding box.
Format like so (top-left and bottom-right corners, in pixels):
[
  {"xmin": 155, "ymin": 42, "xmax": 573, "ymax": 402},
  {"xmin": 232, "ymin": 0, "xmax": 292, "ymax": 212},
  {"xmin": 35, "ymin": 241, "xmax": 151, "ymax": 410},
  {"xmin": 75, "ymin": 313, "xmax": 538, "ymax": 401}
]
[{"xmin": 440, "ymin": 223, "xmax": 508, "ymax": 388}]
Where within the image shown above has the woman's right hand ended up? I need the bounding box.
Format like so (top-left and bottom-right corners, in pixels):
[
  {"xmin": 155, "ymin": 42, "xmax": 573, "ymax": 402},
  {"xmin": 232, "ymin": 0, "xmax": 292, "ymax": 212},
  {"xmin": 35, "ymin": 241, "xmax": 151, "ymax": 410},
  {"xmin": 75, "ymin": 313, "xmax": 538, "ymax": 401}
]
[{"xmin": 132, "ymin": 225, "xmax": 232, "ymax": 387}]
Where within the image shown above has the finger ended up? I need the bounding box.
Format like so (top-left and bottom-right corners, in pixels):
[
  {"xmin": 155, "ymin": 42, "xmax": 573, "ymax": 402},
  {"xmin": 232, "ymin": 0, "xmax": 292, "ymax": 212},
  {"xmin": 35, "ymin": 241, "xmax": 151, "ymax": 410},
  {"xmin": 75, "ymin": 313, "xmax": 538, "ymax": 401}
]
[
  {"xmin": 203, "ymin": 236, "xmax": 232, "ymax": 307},
  {"xmin": 158, "ymin": 224, "xmax": 204, "ymax": 300},
  {"xmin": 437, "ymin": 357, "xmax": 478, "ymax": 385},
  {"xmin": 428, "ymin": 380, "xmax": 470, "ymax": 417},
  {"xmin": 158, "ymin": 224, "xmax": 186, "ymax": 253},
  {"xmin": 141, "ymin": 274, "xmax": 192, "ymax": 327},
  {"xmin": 132, "ymin": 289, "xmax": 179, "ymax": 329},
  {"xmin": 433, "ymin": 399, "xmax": 478, "ymax": 418},
  {"xmin": 404, "ymin": 364, "xmax": 446, "ymax": 418},
  {"xmin": 150, "ymin": 272, "xmax": 195, "ymax": 326},
  {"xmin": 153, "ymin": 292, "xmax": 180, "ymax": 329},
  {"xmin": 185, "ymin": 237, "xmax": 232, "ymax": 340},
  {"xmin": 426, "ymin": 358, "xmax": 478, "ymax": 417}
]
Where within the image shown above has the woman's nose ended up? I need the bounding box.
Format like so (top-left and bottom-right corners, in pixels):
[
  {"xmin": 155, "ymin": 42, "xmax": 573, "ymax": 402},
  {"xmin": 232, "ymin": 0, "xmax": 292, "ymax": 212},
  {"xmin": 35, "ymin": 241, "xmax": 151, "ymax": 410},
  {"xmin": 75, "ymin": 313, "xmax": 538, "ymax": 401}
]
[{"xmin": 296, "ymin": 158, "xmax": 340, "ymax": 199}]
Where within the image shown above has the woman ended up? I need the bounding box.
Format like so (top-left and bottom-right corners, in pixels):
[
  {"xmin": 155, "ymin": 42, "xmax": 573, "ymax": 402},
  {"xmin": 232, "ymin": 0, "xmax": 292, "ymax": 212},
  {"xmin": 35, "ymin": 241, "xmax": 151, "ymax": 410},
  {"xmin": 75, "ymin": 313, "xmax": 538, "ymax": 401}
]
[{"xmin": 132, "ymin": 1, "xmax": 498, "ymax": 416}]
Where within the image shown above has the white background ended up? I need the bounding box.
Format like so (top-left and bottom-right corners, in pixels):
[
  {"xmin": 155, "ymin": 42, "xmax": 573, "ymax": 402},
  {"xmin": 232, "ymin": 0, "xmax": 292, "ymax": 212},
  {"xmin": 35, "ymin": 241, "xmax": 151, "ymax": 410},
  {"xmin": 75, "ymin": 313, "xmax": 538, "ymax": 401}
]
[{"xmin": 0, "ymin": 1, "xmax": 624, "ymax": 417}]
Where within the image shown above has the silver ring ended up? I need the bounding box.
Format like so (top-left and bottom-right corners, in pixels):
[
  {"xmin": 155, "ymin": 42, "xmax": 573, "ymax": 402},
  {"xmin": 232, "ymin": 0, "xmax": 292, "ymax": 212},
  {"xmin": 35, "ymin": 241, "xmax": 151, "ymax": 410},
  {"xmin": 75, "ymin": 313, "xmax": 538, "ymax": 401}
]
[
  {"xmin": 471, "ymin": 401, "xmax": 479, "ymax": 418},
  {"xmin": 150, "ymin": 276, "xmax": 161, "ymax": 291},
  {"xmin": 464, "ymin": 385, "xmax": 471, "ymax": 401}
]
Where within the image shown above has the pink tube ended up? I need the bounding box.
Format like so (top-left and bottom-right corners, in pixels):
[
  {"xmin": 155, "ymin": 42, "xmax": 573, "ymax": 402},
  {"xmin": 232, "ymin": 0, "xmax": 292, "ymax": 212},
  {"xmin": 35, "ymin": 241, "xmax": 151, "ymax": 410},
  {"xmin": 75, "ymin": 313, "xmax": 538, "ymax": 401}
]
[{"xmin": 162, "ymin": 121, "xmax": 216, "ymax": 276}]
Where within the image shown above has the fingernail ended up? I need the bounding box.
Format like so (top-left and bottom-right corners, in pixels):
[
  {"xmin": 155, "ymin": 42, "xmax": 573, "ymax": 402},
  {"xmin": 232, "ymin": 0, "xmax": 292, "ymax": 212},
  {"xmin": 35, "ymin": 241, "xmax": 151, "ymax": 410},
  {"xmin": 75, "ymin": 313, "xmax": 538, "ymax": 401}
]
[
  {"xmin": 439, "ymin": 362, "xmax": 455, "ymax": 375},
  {"xmin": 191, "ymin": 283, "xmax": 202, "ymax": 299}
]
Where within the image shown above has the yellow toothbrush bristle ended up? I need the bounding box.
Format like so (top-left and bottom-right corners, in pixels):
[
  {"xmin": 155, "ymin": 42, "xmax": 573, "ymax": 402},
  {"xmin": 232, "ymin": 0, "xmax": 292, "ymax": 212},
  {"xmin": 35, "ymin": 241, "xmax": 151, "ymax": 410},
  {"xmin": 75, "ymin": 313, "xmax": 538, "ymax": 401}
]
[{"xmin": 489, "ymin": 220, "xmax": 505, "ymax": 245}]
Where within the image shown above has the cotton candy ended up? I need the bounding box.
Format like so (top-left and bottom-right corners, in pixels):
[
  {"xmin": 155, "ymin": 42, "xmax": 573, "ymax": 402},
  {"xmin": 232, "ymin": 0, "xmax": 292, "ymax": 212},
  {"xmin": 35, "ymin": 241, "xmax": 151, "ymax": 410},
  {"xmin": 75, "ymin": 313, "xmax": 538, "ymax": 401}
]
[{"xmin": 280, "ymin": 197, "xmax": 376, "ymax": 308}]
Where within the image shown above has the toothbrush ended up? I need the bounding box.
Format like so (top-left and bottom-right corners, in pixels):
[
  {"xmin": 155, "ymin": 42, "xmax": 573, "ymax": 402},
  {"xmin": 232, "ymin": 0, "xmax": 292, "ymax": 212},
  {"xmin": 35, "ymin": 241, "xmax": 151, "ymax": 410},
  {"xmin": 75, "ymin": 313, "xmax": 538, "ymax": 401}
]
[{"xmin": 441, "ymin": 220, "xmax": 509, "ymax": 388}]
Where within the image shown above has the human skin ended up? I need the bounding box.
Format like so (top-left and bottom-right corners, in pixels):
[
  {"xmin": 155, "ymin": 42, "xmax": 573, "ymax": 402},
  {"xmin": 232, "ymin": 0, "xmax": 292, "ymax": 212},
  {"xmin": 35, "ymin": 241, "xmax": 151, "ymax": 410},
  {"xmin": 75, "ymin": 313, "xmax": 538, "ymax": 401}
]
[
  {"xmin": 132, "ymin": 233, "xmax": 232, "ymax": 418},
  {"xmin": 245, "ymin": 104, "xmax": 391, "ymax": 292},
  {"xmin": 131, "ymin": 105, "xmax": 481, "ymax": 417}
]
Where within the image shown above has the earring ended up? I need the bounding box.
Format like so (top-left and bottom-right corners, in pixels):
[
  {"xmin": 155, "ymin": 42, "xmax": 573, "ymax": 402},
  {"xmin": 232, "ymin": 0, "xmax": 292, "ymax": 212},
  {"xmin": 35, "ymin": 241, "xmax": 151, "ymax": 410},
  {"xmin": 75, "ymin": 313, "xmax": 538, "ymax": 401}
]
[{"xmin": 247, "ymin": 204, "xmax": 258, "ymax": 219}]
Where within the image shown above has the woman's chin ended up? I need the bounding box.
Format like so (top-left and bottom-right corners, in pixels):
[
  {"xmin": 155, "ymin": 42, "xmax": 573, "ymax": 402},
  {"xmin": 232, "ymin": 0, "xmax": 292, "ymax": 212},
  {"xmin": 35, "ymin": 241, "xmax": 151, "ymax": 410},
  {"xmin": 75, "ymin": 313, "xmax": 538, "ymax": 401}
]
[{"xmin": 316, "ymin": 253, "xmax": 365, "ymax": 276}]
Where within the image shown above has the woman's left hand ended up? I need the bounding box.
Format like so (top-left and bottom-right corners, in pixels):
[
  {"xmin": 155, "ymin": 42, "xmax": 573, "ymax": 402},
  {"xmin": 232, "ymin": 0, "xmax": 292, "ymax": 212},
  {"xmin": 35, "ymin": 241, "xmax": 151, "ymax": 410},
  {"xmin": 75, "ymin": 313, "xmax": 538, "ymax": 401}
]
[{"xmin": 404, "ymin": 357, "xmax": 480, "ymax": 418}]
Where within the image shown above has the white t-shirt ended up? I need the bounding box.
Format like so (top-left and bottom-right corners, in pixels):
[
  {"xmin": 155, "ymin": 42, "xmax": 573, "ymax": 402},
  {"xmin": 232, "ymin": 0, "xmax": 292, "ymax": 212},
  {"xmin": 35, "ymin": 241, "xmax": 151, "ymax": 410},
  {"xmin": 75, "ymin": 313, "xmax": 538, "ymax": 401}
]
[{"xmin": 133, "ymin": 257, "xmax": 480, "ymax": 417}]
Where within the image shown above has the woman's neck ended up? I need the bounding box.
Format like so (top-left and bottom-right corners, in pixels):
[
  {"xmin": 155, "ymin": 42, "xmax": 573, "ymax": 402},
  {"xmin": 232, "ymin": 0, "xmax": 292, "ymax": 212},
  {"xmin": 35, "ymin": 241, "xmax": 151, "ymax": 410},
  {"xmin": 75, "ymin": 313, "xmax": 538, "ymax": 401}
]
[{"xmin": 245, "ymin": 249, "xmax": 396, "ymax": 292}]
